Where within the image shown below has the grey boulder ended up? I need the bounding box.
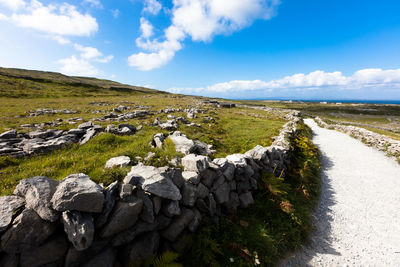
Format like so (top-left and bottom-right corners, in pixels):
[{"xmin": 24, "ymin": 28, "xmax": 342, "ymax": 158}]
[
  {"xmin": 181, "ymin": 154, "xmax": 210, "ymax": 173},
  {"xmin": 100, "ymin": 196, "xmax": 143, "ymax": 238},
  {"xmin": 62, "ymin": 211, "xmax": 94, "ymax": 251},
  {"xmin": 105, "ymin": 156, "xmax": 131, "ymax": 168},
  {"xmin": 124, "ymin": 165, "xmax": 181, "ymax": 201},
  {"xmin": 1, "ymin": 209, "xmax": 57, "ymax": 253},
  {"xmin": 0, "ymin": 196, "xmax": 25, "ymax": 232},
  {"xmin": 13, "ymin": 176, "xmax": 59, "ymax": 222},
  {"xmin": 162, "ymin": 208, "xmax": 195, "ymax": 242},
  {"xmin": 51, "ymin": 173, "xmax": 104, "ymax": 213}
]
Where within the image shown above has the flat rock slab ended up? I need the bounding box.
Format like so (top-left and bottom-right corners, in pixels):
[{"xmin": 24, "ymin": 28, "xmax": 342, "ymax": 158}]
[
  {"xmin": 51, "ymin": 173, "xmax": 104, "ymax": 213},
  {"xmin": 124, "ymin": 165, "xmax": 181, "ymax": 201},
  {"xmin": 105, "ymin": 156, "xmax": 131, "ymax": 168}
]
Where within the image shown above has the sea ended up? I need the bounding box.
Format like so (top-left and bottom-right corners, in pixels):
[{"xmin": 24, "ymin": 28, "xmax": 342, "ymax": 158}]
[{"xmin": 240, "ymin": 99, "xmax": 400, "ymax": 105}]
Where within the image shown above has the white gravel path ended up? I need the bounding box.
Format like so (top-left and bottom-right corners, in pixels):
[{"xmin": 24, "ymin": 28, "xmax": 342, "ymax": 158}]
[{"xmin": 281, "ymin": 119, "xmax": 400, "ymax": 267}]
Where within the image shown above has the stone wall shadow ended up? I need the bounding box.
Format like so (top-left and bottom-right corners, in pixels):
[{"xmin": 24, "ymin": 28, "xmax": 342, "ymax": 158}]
[{"xmin": 279, "ymin": 131, "xmax": 340, "ymax": 266}]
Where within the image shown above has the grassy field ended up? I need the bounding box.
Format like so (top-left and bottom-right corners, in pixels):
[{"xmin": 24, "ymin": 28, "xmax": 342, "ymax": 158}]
[{"xmin": 0, "ymin": 69, "xmax": 286, "ymax": 195}]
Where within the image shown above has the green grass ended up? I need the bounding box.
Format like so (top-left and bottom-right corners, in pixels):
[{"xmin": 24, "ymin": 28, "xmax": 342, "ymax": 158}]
[{"xmin": 178, "ymin": 122, "xmax": 321, "ymax": 266}]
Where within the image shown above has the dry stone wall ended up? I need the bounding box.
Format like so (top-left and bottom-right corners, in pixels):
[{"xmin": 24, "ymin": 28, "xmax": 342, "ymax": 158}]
[
  {"xmin": 315, "ymin": 117, "xmax": 400, "ymax": 161},
  {"xmin": 0, "ymin": 111, "xmax": 302, "ymax": 267}
]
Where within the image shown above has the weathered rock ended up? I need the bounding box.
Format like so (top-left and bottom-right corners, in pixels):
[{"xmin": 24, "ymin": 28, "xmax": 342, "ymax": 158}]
[
  {"xmin": 182, "ymin": 182, "xmax": 197, "ymax": 207},
  {"xmin": 80, "ymin": 128, "xmax": 97, "ymax": 145},
  {"xmin": 51, "ymin": 173, "xmax": 104, "ymax": 213},
  {"xmin": 82, "ymin": 248, "xmax": 115, "ymax": 267},
  {"xmin": 223, "ymin": 163, "xmax": 235, "ymax": 181},
  {"xmin": 23, "ymin": 135, "xmax": 77, "ymax": 155},
  {"xmin": 196, "ymin": 183, "xmax": 209, "ymax": 199},
  {"xmin": 226, "ymin": 154, "xmax": 248, "ymax": 167},
  {"xmin": 64, "ymin": 238, "xmax": 110, "ymax": 267},
  {"xmin": 168, "ymin": 131, "xmax": 213, "ymax": 155},
  {"xmin": 68, "ymin": 128, "xmax": 86, "ymax": 136},
  {"xmin": 78, "ymin": 122, "xmax": 95, "ymax": 130},
  {"xmin": 0, "ymin": 196, "xmax": 25, "ymax": 232},
  {"xmin": 162, "ymin": 200, "xmax": 181, "ymax": 217},
  {"xmin": 119, "ymin": 183, "xmax": 133, "ymax": 199},
  {"xmin": 122, "ymin": 232, "xmax": 160, "ymax": 264},
  {"xmin": 137, "ymin": 190, "xmax": 155, "ymax": 223},
  {"xmin": 95, "ymin": 181, "xmax": 119, "ymax": 229},
  {"xmin": 212, "ymin": 176, "xmax": 230, "ymax": 204},
  {"xmin": 196, "ymin": 193, "xmax": 217, "ymax": 216},
  {"xmin": 167, "ymin": 168, "xmax": 184, "ymax": 189},
  {"xmin": 200, "ymin": 168, "xmax": 219, "ymax": 187},
  {"xmin": 182, "ymin": 171, "xmax": 200, "ymax": 185},
  {"xmin": 124, "ymin": 165, "xmax": 181, "ymax": 201},
  {"xmin": 0, "ymin": 130, "xmax": 17, "ymax": 139},
  {"xmin": 20, "ymin": 234, "xmax": 68, "ymax": 267},
  {"xmin": 237, "ymin": 180, "xmax": 251, "ymax": 194},
  {"xmin": 62, "ymin": 211, "xmax": 94, "ymax": 251},
  {"xmin": 181, "ymin": 154, "xmax": 210, "ymax": 173},
  {"xmin": 188, "ymin": 208, "xmax": 202, "ymax": 232},
  {"xmin": 100, "ymin": 196, "xmax": 143, "ymax": 238},
  {"xmin": 151, "ymin": 133, "xmax": 165, "ymax": 148},
  {"xmin": 158, "ymin": 120, "xmax": 178, "ymax": 131},
  {"xmin": 118, "ymin": 123, "xmax": 136, "ymax": 132},
  {"xmin": 1, "ymin": 209, "xmax": 57, "ymax": 253},
  {"xmin": 152, "ymin": 196, "xmax": 162, "ymax": 215},
  {"xmin": 162, "ymin": 208, "xmax": 195, "ymax": 241},
  {"xmin": 14, "ymin": 176, "xmax": 59, "ymax": 222},
  {"xmin": 239, "ymin": 192, "xmax": 254, "ymax": 208},
  {"xmin": 28, "ymin": 129, "xmax": 55, "ymax": 139},
  {"xmin": 105, "ymin": 156, "xmax": 131, "ymax": 168}
]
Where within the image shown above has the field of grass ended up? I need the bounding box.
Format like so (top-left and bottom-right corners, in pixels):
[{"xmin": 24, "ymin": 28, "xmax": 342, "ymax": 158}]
[
  {"xmin": 0, "ymin": 93, "xmax": 285, "ymax": 195},
  {"xmin": 178, "ymin": 122, "xmax": 321, "ymax": 266}
]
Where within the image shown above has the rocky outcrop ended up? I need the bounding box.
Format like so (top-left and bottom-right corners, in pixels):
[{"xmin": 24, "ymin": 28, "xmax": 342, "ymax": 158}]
[{"xmin": 0, "ymin": 110, "xmax": 302, "ymax": 266}]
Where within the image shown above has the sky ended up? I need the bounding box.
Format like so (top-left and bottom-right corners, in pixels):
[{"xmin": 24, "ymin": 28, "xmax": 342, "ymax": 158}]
[{"xmin": 1, "ymin": 0, "xmax": 400, "ymax": 100}]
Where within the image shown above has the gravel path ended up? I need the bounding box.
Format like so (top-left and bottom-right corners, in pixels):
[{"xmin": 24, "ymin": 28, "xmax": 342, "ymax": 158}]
[{"xmin": 281, "ymin": 119, "xmax": 400, "ymax": 266}]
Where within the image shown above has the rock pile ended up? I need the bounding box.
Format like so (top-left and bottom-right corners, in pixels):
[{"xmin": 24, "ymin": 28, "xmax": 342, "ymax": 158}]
[
  {"xmin": 0, "ymin": 122, "xmax": 137, "ymax": 157},
  {"xmin": 315, "ymin": 117, "xmax": 400, "ymax": 160},
  {"xmin": 28, "ymin": 108, "xmax": 77, "ymax": 117},
  {"xmin": 0, "ymin": 112, "xmax": 302, "ymax": 266}
]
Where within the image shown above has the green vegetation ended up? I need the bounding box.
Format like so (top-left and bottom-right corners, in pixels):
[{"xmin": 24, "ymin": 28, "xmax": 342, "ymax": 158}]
[
  {"xmin": 178, "ymin": 122, "xmax": 321, "ymax": 266},
  {"xmin": 0, "ymin": 67, "xmax": 163, "ymax": 98}
]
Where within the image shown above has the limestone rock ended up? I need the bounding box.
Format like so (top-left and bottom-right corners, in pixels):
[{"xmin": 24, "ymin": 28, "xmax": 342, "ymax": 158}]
[
  {"xmin": 20, "ymin": 234, "xmax": 68, "ymax": 267},
  {"xmin": 82, "ymin": 248, "xmax": 115, "ymax": 267},
  {"xmin": 162, "ymin": 200, "xmax": 181, "ymax": 217},
  {"xmin": 122, "ymin": 232, "xmax": 160, "ymax": 264},
  {"xmin": 212, "ymin": 176, "xmax": 230, "ymax": 204},
  {"xmin": 188, "ymin": 208, "xmax": 202, "ymax": 232},
  {"xmin": 105, "ymin": 156, "xmax": 131, "ymax": 168},
  {"xmin": 62, "ymin": 211, "xmax": 94, "ymax": 251},
  {"xmin": 182, "ymin": 171, "xmax": 200, "ymax": 185},
  {"xmin": 181, "ymin": 154, "xmax": 210, "ymax": 173},
  {"xmin": 0, "ymin": 130, "xmax": 17, "ymax": 139},
  {"xmin": 162, "ymin": 208, "xmax": 195, "ymax": 241},
  {"xmin": 137, "ymin": 190, "xmax": 155, "ymax": 224},
  {"xmin": 100, "ymin": 196, "xmax": 143, "ymax": 238},
  {"xmin": 14, "ymin": 176, "xmax": 59, "ymax": 222},
  {"xmin": 124, "ymin": 165, "xmax": 181, "ymax": 201},
  {"xmin": 182, "ymin": 182, "xmax": 197, "ymax": 207},
  {"xmin": 1, "ymin": 209, "xmax": 57, "ymax": 253},
  {"xmin": 95, "ymin": 181, "xmax": 119, "ymax": 229},
  {"xmin": 0, "ymin": 196, "xmax": 25, "ymax": 232},
  {"xmin": 51, "ymin": 173, "xmax": 104, "ymax": 213}
]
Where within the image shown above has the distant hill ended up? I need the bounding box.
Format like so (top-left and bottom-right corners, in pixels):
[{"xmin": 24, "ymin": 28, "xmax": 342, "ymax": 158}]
[{"xmin": 0, "ymin": 67, "xmax": 166, "ymax": 98}]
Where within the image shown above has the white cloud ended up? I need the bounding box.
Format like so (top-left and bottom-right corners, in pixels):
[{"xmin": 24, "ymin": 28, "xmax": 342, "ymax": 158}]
[
  {"xmin": 49, "ymin": 35, "xmax": 71, "ymax": 45},
  {"xmin": 129, "ymin": 0, "xmax": 280, "ymax": 71},
  {"xmin": 143, "ymin": 0, "xmax": 162, "ymax": 15},
  {"xmin": 0, "ymin": 12, "xmax": 9, "ymax": 20},
  {"xmin": 111, "ymin": 9, "xmax": 119, "ymax": 18},
  {"xmin": 139, "ymin": 17, "xmax": 154, "ymax": 39},
  {"xmin": 74, "ymin": 44, "xmax": 102, "ymax": 59},
  {"xmin": 11, "ymin": 1, "xmax": 98, "ymax": 36},
  {"xmin": 0, "ymin": 0, "xmax": 25, "ymax": 11},
  {"xmin": 95, "ymin": 55, "xmax": 113, "ymax": 63},
  {"xmin": 58, "ymin": 56, "xmax": 100, "ymax": 76},
  {"xmin": 169, "ymin": 68, "xmax": 400, "ymax": 95},
  {"xmin": 83, "ymin": 0, "xmax": 102, "ymax": 8}
]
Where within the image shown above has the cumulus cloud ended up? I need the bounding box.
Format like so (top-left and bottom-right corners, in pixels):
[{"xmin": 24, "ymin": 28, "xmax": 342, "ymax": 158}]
[
  {"xmin": 0, "ymin": 0, "xmax": 25, "ymax": 10},
  {"xmin": 169, "ymin": 68, "xmax": 400, "ymax": 95},
  {"xmin": 73, "ymin": 43, "xmax": 113, "ymax": 62},
  {"xmin": 58, "ymin": 56, "xmax": 100, "ymax": 76},
  {"xmin": 129, "ymin": 0, "xmax": 280, "ymax": 71},
  {"xmin": 0, "ymin": 12, "xmax": 9, "ymax": 20},
  {"xmin": 11, "ymin": 0, "xmax": 98, "ymax": 36},
  {"xmin": 143, "ymin": 0, "xmax": 162, "ymax": 15}
]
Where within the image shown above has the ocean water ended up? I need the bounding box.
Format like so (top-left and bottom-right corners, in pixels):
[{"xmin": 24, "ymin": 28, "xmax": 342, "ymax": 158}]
[{"xmin": 242, "ymin": 99, "xmax": 400, "ymax": 105}]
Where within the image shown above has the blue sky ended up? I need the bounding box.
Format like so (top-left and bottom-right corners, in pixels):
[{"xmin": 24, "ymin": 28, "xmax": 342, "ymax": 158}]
[{"xmin": 1, "ymin": 0, "xmax": 400, "ymax": 100}]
